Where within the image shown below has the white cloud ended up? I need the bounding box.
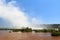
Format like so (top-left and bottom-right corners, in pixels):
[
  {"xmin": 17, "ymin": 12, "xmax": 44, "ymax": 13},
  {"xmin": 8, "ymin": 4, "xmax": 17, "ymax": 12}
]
[
  {"xmin": 31, "ymin": 18, "xmax": 43, "ymax": 24},
  {"xmin": 30, "ymin": 18, "xmax": 44, "ymax": 29},
  {"xmin": 0, "ymin": 0, "xmax": 30, "ymax": 28}
]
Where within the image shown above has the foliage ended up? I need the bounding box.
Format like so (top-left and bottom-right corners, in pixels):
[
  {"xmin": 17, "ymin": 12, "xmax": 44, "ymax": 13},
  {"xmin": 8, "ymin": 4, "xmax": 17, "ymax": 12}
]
[
  {"xmin": 12, "ymin": 27, "xmax": 32, "ymax": 32},
  {"xmin": 20, "ymin": 27, "xmax": 32, "ymax": 32},
  {"xmin": 51, "ymin": 32, "xmax": 60, "ymax": 36},
  {"xmin": 33, "ymin": 29, "xmax": 48, "ymax": 33}
]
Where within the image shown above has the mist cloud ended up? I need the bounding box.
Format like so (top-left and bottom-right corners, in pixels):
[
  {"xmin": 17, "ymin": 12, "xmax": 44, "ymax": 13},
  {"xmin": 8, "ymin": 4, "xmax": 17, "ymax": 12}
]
[{"xmin": 0, "ymin": 0, "xmax": 30, "ymax": 28}]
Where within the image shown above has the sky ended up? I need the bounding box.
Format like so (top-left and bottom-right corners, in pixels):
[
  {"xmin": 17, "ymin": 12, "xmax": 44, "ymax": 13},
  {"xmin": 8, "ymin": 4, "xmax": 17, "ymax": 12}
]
[
  {"xmin": 0, "ymin": 0, "xmax": 60, "ymax": 29},
  {"xmin": 14, "ymin": 0, "xmax": 60, "ymax": 24}
]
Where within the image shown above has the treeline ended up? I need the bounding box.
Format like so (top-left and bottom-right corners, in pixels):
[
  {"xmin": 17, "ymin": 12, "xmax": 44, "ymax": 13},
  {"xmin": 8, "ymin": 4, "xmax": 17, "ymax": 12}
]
[
  {"xmin": 44, "ymin": 24, "xmax": 60, "ymax": 28},
  {"xmin": 0, "ymin": 24, "xmax": 60, "ymax": 32},
  {"xmin": 0, "ymin": 27, "xmax": 32, "ymax": 32},
  {"xmin": 12, "ymin": 27, "xmax": 32, "ymax": 32}
]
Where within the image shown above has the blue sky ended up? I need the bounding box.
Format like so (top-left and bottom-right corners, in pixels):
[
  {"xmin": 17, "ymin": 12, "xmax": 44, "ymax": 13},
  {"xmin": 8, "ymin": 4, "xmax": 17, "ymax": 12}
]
[{"xmin": 13, "ymin": 0, "xmax": 60, "ymax": 24}]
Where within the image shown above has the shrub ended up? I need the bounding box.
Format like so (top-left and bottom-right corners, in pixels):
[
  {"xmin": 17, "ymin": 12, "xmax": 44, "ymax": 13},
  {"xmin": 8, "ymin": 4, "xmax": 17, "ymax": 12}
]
[
  {"xmin": 20, "ymin": 27, "xmax": 32, "ymax": 32},
  {"xmin": 51, "ymin": 32, "xmax": 60, "ymax": 36},
  {"xmin": 43, "ymin": 29, "xmax": 47, "ymax": 32}
]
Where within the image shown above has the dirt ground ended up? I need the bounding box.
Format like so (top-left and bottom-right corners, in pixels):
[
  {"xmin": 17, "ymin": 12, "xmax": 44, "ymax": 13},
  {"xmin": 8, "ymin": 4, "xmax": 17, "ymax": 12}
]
[{"xmin": 0, "ymin": 32, "xmax": 60, "ymax": 40}]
